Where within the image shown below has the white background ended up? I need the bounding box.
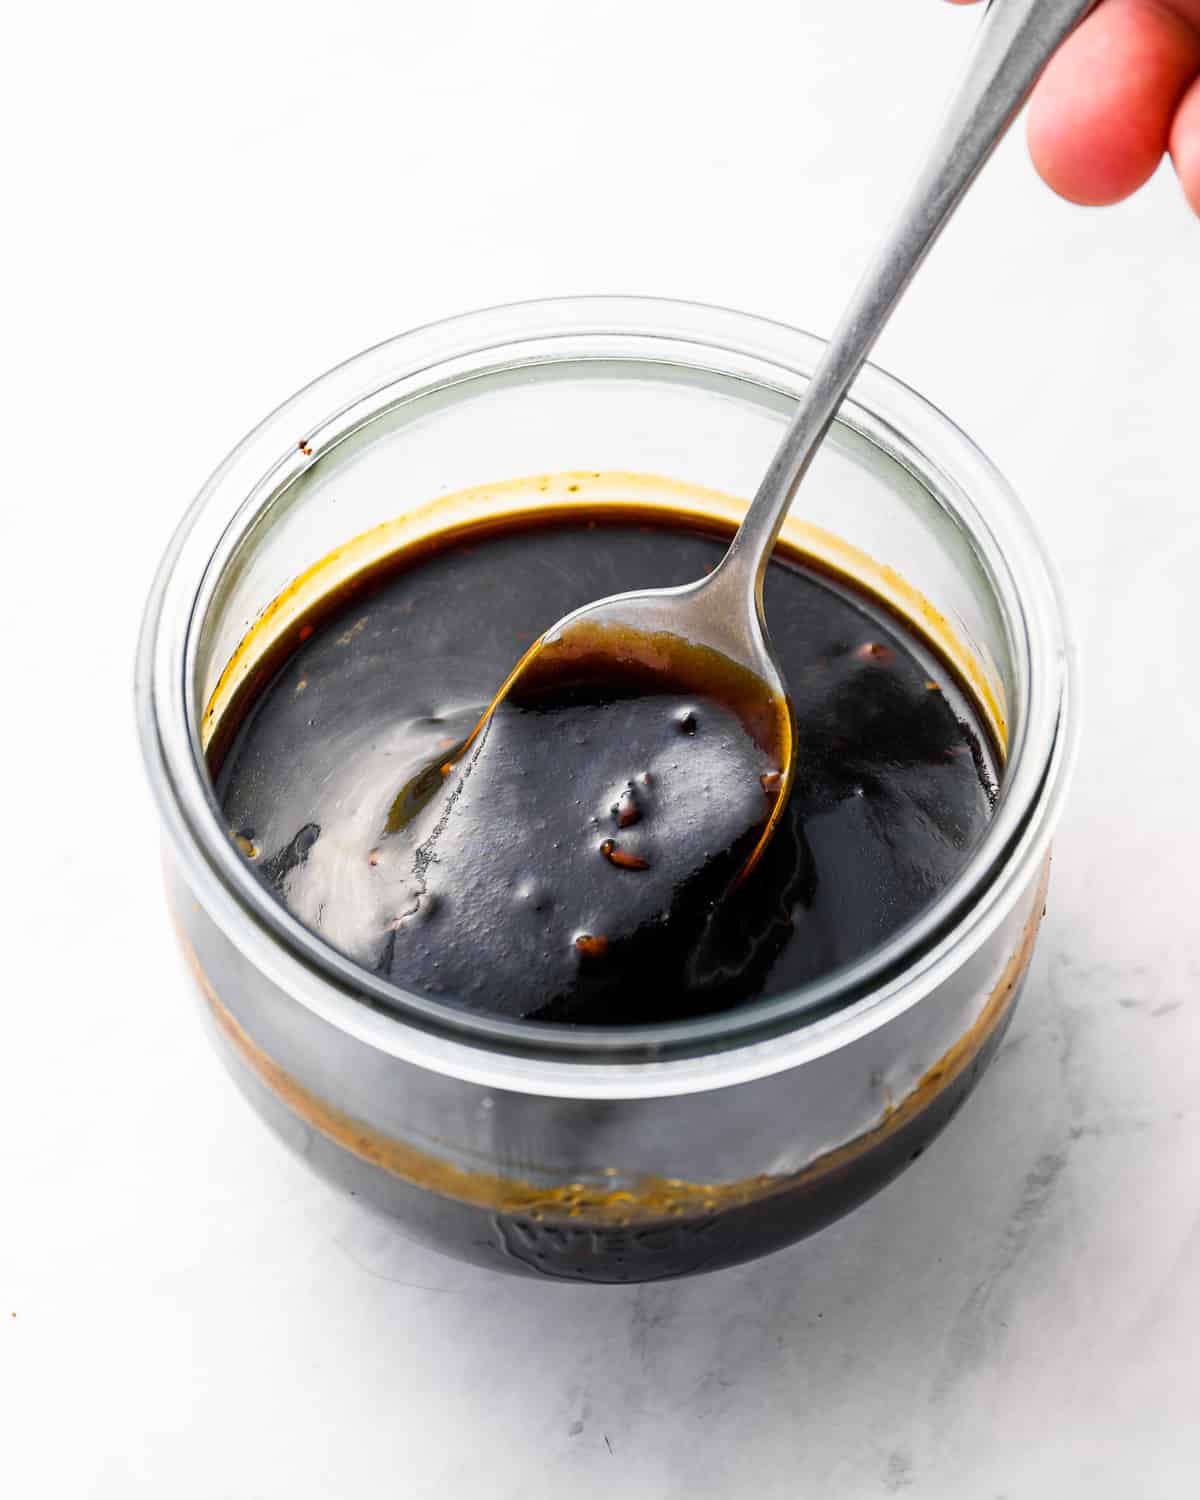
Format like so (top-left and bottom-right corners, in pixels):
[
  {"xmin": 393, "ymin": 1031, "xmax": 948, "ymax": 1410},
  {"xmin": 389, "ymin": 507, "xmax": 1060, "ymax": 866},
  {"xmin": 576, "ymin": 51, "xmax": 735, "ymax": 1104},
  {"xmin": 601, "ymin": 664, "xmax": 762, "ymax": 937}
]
[{"xmin": 4, "ymin": 1, "xmax": 1199, "ymax": 1495}]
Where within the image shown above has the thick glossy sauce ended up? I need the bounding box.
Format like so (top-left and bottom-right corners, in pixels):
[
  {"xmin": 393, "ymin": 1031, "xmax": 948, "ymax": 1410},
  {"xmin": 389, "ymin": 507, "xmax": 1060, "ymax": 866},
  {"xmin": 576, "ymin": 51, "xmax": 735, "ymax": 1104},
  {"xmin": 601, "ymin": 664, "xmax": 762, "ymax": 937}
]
[{"xmin": 213, "ymin": 508, "xmax": 998, "ymax": 1025}]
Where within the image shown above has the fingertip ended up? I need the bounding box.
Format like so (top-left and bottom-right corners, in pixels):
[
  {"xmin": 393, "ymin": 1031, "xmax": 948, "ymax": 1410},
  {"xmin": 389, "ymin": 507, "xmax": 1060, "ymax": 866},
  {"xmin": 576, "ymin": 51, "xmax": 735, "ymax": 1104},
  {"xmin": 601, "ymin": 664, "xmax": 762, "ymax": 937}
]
[
  {"xmin": 1169, "ymin": 72, "xmax": 1200, "ymax": 215},
  {"xmin": 1027, "ymin": 73, "xmax": 1158, "ymax": 205},
  {"xmin": 1026, "ymin": 0, "xmax": 1200, "ymax": 207}
]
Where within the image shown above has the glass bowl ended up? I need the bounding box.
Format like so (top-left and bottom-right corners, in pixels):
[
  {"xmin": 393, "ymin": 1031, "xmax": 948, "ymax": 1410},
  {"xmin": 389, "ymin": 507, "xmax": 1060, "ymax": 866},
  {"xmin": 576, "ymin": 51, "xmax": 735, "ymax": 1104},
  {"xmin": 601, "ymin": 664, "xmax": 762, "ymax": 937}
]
[{"xmin": 137, "ymin": 297, "xmax": 1076, "ymax": 1281}]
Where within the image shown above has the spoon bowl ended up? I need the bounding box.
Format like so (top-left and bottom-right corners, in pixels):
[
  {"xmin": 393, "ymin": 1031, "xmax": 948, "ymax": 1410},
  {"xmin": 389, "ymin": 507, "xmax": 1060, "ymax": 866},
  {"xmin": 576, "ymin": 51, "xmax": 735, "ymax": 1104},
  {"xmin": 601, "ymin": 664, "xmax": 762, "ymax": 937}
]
[{"xmin": 458, "ymin": 551, "xmax": 796, "ymax": 879}]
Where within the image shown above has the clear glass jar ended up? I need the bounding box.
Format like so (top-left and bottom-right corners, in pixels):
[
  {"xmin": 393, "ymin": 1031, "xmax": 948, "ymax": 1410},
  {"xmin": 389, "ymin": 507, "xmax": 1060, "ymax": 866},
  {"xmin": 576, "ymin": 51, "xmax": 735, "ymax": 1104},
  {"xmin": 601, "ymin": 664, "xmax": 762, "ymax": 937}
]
[{"xmin": 137, "ymin": 297, "xmax": 1076, "ymax": 1280}]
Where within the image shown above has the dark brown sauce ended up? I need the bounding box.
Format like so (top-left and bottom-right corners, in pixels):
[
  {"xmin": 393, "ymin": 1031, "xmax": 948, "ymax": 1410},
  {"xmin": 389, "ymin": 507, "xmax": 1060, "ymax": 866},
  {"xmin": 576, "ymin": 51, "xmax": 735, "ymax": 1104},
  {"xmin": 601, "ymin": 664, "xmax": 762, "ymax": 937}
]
[{"xmin": 213, "ymin": 508, "xmax": 998, "ymax": 1025}]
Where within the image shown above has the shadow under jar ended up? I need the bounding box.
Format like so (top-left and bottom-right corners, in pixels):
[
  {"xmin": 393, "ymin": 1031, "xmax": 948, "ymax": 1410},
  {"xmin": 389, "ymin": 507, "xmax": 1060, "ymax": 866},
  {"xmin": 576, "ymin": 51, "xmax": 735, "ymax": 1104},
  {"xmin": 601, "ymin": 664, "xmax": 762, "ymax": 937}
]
[{"xmin": 137, "ymin": 298, "xmax": 1076, "ymax": 1283}]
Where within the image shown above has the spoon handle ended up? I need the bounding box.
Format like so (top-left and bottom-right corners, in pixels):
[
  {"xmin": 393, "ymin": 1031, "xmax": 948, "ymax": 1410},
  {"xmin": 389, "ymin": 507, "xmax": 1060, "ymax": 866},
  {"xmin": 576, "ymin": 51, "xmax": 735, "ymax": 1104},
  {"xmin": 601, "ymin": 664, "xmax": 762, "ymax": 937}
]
[{"xmin": 723, "ymin": 0, "xmax": 1098, "ymax": 600}]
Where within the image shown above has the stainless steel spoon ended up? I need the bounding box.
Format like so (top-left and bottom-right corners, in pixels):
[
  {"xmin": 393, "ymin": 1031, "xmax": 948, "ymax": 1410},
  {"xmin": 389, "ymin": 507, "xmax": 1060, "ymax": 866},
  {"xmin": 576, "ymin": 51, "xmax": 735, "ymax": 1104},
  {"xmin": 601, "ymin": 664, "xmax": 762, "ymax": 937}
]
[{"xmin": 443, "ymin": 0, "xmax": 1098, "ymax": 873}]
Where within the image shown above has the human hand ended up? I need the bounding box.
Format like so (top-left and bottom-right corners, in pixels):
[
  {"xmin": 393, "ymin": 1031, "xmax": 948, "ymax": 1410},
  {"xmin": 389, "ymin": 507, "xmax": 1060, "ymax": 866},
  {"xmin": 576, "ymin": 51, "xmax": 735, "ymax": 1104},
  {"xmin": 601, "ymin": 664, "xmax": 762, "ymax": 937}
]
[{"xmin": 948, "ymin": 0, "xmax": 1200, "ymax": 212}]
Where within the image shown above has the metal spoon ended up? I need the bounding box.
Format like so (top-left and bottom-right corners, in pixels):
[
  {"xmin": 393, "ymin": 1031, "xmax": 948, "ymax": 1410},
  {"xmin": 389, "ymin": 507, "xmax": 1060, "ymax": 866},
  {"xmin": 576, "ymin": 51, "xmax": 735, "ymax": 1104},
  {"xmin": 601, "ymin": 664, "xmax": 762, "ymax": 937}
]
[{"xmin": 431, "ymin": 0, "xmax": 1098, "ymax": 874}]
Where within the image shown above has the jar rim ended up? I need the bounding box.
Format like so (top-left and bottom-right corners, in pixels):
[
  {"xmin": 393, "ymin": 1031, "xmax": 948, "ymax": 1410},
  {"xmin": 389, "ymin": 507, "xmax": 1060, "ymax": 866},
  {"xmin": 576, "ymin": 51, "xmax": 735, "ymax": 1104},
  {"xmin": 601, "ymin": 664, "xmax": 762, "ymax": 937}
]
[{"xmin": 136, "ymin": 295, "xmax": 1077, "ymax": 1093}]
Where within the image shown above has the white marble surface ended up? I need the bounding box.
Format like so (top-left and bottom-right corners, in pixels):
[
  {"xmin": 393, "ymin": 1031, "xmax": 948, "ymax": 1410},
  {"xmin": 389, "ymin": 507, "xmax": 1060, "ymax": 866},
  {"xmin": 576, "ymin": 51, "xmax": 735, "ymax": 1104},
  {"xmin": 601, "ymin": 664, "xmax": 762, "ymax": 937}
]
[{"xmin": 5, "ymin": 2, "xmax": 1200, "ymax": 1494}]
